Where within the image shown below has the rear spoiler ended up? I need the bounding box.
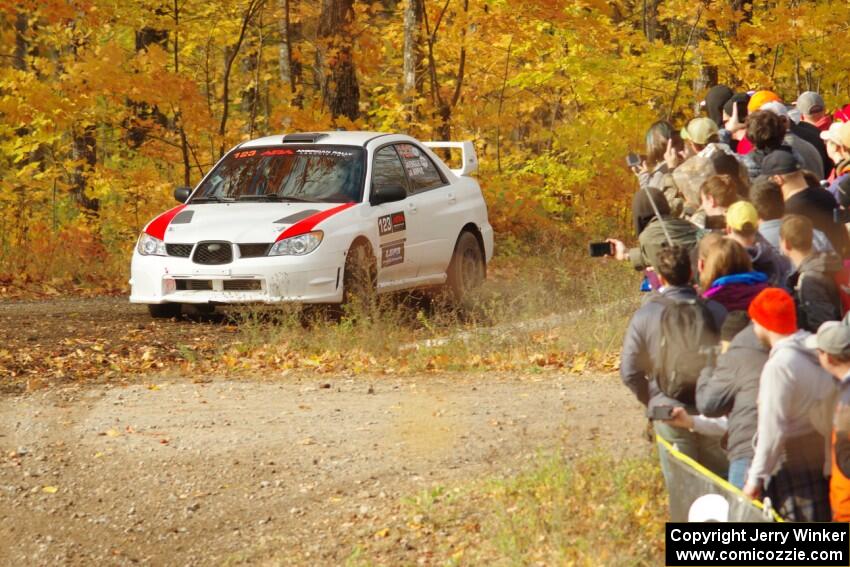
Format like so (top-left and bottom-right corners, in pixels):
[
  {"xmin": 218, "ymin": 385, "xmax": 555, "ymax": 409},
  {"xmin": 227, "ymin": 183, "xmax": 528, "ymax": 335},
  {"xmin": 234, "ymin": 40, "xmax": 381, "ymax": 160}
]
[{"xmin": 422, "ymin": 141, "xmax": 478, "ymax": 177}]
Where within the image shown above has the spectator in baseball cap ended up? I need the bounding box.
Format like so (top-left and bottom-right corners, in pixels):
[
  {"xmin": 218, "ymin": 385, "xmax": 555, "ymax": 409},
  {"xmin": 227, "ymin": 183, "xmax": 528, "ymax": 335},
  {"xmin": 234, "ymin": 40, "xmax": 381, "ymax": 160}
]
[
  {"xmin": 797, "ymin": 91, "xmax": 831, "ymax": 132},
  {"xmin": 762, "ymin": 150, "xmax": 849, "ymax": 255},
  {"xmin": 681, "ymin": 117, "xmax": 720, "ymax": 149},
  {"xmin": 789, "ymin": 93, "xmax": 835, "ymax": 175},
  {"xmin": 670, "ymin": 117, "xmax": 739, "ymax": 212},
  {"xmin": 744, "ymin": 287, "xmax": 836, "ymax": 522},
  {"xmin": 725, "ymin": 201, "xmax": 790, "ymax": 286},
  {"xmin": 822, "ymin": 122, "xmax": 850, "ymax": 199},
  {"xmin": 807, "ymin": 317, "xmax": 850, "ymax": 521},
  {"xmin": 748, "ymin": 90, "xmax": 782, "ymax": 113}
]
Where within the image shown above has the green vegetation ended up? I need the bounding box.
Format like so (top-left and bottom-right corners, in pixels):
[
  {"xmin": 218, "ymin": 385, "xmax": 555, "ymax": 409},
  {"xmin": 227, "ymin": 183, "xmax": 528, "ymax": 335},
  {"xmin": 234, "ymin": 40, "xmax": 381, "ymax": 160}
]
[{"xmin": 343, "ymin": 452, "xmax": 667, "ymax": 565}]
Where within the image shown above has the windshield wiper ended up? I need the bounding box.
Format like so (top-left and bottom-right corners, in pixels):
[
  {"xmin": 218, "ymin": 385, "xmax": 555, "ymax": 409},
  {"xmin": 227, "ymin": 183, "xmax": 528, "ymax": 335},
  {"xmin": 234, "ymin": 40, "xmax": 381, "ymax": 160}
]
[
  {"xmin": 238, "ymin": 194, "xmax": 315, "ymax": 203},
  {"xmin": 191, "ymin": 195, "xmax": 233, "ymax": 203}
]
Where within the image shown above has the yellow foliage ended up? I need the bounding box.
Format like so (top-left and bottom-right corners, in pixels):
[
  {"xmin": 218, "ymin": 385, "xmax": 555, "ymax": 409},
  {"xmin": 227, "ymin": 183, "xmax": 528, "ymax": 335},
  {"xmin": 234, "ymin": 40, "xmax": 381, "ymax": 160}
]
[{"xmin": 2, "ymin": 1, "xmax": 850, "ymax": 291}]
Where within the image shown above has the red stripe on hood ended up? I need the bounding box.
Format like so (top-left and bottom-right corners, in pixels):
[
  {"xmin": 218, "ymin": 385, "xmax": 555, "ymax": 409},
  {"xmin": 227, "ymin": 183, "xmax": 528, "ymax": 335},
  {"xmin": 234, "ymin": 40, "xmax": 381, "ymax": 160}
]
[
  {"xmin": 144, "ymin": 205, "xmax": 187, "ymax": 240},
  {"xmin": 275, "ymin": 203, "xmax": 355, "ymax": 242}
]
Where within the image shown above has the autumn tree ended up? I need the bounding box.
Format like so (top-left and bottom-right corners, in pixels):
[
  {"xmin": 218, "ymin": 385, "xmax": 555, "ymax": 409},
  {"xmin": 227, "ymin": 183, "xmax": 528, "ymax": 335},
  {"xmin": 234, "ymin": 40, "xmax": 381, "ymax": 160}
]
[
  {"xmin": 3, "ymin": 0, "xmax": 850, "ymax": 291},
  {"xmin": 316, "ymin": 0, "xmax": 360, "ymax": 121}
]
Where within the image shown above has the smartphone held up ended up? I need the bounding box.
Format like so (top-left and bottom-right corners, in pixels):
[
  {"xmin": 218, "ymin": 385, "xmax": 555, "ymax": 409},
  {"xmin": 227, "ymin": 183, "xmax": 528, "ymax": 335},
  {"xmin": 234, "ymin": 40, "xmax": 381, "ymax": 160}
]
[{"xmin": 589, "ymin": 241, "xmax": 614, "ymax": 257}]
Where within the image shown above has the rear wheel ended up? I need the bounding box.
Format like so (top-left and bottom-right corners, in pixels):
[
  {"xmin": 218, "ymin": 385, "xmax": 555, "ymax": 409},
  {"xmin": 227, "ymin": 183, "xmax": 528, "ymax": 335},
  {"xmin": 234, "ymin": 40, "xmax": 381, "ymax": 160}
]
[
  {"xmin": 446, "ymin": 231, "xmax": 485, "ymax": 302},
  {"xmin": 147, "ymin": 303, "xmax": 182, "ymax": 319}
]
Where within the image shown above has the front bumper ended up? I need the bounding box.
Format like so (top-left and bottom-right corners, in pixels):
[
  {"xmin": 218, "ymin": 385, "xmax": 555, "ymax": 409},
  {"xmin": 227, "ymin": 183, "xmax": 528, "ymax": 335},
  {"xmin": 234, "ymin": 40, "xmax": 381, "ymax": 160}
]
[{"xmin": 129, "ymin": 250, "xmax": 345, "ymax": 305}]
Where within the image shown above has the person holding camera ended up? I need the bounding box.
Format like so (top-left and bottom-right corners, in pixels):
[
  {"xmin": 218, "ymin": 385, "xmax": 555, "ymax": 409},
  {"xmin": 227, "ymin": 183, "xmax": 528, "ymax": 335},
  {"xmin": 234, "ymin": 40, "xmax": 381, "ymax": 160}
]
[
  {"xmin": 608, "ymin": 187, "xmax": 699, "ymax": 272},
  {"xmin": 620, "ymin": 245, "xmax": 729, "ymax": 503}
]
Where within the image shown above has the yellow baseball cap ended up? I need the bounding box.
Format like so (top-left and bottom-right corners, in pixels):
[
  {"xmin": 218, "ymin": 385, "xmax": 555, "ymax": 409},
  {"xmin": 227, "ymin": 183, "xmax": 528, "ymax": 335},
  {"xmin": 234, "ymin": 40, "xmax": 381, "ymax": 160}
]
[
  {"xmin": 726, "ymin": 200, "xmax": 759, "ymax": 231},
  {"xmin": 748, "ymin": 90, "xmax": 782, "ymax": 112},
  {"xmin": 680, "ymin": 117, "xmax": 719, "ymax": 145}
]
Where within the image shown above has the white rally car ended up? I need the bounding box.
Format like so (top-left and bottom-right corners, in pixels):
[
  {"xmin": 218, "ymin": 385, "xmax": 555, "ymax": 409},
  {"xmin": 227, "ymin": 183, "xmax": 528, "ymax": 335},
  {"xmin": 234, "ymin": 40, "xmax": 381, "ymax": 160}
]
[{"xmin": 130, "ymin": 131, "xmax": 494, "ymax": 318}]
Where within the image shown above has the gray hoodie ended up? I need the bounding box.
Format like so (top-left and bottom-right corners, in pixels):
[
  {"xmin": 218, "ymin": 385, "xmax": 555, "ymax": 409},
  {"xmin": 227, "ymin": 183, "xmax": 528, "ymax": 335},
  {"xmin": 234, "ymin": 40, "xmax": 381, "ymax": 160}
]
[{"xmin": 746, "ymin": 331, "xmax": 836, "ymax": 486}]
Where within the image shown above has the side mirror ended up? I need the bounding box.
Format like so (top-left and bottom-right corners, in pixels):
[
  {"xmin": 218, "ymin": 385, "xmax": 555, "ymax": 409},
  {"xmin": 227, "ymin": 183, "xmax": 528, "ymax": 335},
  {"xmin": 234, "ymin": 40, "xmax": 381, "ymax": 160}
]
[
  {"xmin": 174, "ymin": 186, "xmax": 192, "ymax": 203},
  {"xmin": 370, "ymin": 185, "xmax": 406, "ymax": 206}
]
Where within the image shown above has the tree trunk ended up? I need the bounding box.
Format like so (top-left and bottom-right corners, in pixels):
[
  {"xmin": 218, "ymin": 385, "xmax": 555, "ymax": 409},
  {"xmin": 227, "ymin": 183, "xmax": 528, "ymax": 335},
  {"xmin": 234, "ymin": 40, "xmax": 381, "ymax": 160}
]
[
  {"xmin": 278, "ymin": 0, "xmax": 296, "ymax": 94},
  {"xmin": 219, "ymin": 0, "xmax": 265, "ymax": 157},
  {"xmin": 13, "ymin": 11, "xmax": 28, "ymax": 71},
  {"xmin": 172, "ymin": 0, "xmax": 192, "ymax": 187},
  {"xmin": 71, "ymin": 124, "xmax": 99, "ymax": 214},
  {"xmin": 127, "ymin": 17, "xmax": 168, "ymax": 147},
  {"xmin": 692, "ymin": 49, "xmax": 718, "ymax": 114},
  {"xmin": 402, "ymin": 0, "xmax": 423, "ymax": 95},
  {"xmin": 317, "ymin": 0, "xmax": 360, "ymax": 121}
]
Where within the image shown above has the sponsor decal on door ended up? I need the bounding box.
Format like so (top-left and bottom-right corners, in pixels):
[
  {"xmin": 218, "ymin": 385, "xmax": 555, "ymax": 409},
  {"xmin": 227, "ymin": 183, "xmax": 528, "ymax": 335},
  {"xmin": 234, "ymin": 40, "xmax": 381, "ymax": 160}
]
[
  {"xmin": 381, "ymin": 239, "xmax": 405, "ymax": 267},
  {"xmin": 378, "ymin": 211, "xmax": 406, "ymax": 236}
]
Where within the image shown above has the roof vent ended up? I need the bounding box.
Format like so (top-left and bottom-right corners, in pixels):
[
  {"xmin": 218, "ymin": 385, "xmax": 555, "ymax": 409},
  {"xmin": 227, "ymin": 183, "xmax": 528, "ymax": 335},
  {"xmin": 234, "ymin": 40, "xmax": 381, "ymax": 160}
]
[{"xmin": 282, "ymin": 133, "xmax": 328, "ymax": 144}]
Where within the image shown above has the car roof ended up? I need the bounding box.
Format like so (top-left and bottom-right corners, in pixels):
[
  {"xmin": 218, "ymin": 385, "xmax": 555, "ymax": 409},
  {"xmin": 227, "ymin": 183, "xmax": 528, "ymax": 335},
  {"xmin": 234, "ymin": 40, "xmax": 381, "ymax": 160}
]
[{"xmin": 238, "ymin": 131, "xmax": 407, "ymax": 149}]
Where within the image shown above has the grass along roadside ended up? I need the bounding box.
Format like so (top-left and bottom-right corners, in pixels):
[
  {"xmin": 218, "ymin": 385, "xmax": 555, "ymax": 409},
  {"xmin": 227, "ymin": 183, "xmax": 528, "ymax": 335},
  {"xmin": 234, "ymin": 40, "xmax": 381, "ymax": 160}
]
[
  {"xmin": 219, "ymin": 254, "xmax": 641, "ymax": 376},
  {"xmin": 1, "ymin": 253, "xmax": 641, "ymax": 391},
  {"xmin": 354, "ymin": 453, "xmax": 666, "ymax": 565},
  {"xmin": 237, "ymin": 452, "xmax": 666, "ymax": 566}
]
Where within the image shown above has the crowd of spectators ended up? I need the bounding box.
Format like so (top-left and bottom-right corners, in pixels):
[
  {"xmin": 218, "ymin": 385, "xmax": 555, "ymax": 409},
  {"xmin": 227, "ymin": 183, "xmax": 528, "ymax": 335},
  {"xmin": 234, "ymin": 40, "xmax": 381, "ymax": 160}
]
[{"xmin": 609, "ymin": 87, "xmax": 850, "ymax": 522}]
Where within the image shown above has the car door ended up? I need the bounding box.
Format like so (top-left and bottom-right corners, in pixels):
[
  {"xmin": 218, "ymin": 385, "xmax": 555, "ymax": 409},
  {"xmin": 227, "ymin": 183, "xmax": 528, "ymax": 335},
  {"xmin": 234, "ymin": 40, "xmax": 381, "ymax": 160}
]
[
  {"xmin": 368, "ymin": 145, "xmax": 419, "ymax": 284},
  {"xmin": 393, "ymin": 143, "xmax": 458, "ymax": 278}
]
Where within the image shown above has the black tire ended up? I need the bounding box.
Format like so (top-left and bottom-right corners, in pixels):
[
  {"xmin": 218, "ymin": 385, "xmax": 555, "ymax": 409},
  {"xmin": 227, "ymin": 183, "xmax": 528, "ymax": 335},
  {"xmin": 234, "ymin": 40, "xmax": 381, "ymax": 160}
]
[
  {"xmin": 446, "ymin": 231, "xmax": 485, "ymax": 302},
  {"xmin": 147, "ymin": 303, "xmax": 182, "ymax": 319},
  {"xmin": 342, "ymin": 243, "xmax": 378, "ymax": 311}
]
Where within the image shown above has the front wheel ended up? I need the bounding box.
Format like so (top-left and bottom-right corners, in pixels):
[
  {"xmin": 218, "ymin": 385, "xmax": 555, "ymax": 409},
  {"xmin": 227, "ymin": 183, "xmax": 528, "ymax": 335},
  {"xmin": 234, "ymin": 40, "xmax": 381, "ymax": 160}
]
[
  {"xmin": 446, "ymin": 231, "xmax": 485, "ymax": 302},
  {"xmin": 147, "ymin": 303, "xmax": 182, "ymax": 319},
  {"xmin": 341, "ymin": 243, "xmax": 378, "ymax": 313}
]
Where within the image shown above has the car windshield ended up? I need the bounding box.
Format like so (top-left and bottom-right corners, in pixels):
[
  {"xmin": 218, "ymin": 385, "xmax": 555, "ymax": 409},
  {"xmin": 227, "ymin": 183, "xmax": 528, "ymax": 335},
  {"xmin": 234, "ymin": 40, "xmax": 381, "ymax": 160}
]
[{"xmin": 193, "ymin": 145, "xmax": 365, "ymax": 203}]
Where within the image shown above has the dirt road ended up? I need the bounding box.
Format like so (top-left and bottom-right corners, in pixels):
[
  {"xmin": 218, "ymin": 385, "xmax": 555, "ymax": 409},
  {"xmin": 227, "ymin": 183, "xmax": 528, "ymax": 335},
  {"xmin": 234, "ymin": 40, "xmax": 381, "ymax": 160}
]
[{"xmin": 0, "ymin": 371, "xmax": 647, "ymax": 566}]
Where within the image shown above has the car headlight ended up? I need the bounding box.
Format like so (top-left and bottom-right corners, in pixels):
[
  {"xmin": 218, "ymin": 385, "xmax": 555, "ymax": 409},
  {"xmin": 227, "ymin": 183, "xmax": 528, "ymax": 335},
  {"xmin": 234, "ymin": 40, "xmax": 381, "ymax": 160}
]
[
  {"xmin": 268, "ymin": 231, "xmax": 323, "ymax": 256},
  {"xmin": 137, "ymin": 233, "xmax": 167, "ymax": 256}
]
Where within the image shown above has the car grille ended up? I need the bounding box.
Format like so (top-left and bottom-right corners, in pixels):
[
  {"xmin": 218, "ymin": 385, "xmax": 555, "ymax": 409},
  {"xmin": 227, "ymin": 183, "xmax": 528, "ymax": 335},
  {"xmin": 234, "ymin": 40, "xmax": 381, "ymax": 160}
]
[
  {"xmin": 192, "ymin": 241, "xmax": 233, "ymax": 265},
  {"xmin": 238, "ymin": 243, "xmax": 271, "ymax": 258},
  {"xmin": 175, "ymin": 279, "xmax": 212, "ymax": 291},
  {"xmin": 223, "ymin": 279, "xmax": 262, "ymax": 291},
  {"xmin": 166, "ymin": 243, "xmax": 193, "ymax": 258}
]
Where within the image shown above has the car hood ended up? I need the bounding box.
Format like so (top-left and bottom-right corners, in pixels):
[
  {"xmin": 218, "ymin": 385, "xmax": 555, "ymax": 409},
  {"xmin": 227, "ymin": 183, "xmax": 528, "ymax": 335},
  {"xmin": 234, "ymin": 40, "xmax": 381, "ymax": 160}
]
[{"xmin": 148, "ymin": 202, "xmax": 354, "ymax": 244}]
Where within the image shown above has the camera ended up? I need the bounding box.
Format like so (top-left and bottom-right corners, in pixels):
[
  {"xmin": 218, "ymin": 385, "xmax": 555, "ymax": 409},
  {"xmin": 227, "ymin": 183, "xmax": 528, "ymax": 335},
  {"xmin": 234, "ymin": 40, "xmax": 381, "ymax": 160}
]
[
  {"xmin": 589, "ymin": 241, "xmax": 614, "ymax": 257},
  {"xmin": 647, "ymin": 406, "xmax": 674, "ymax": 420}
]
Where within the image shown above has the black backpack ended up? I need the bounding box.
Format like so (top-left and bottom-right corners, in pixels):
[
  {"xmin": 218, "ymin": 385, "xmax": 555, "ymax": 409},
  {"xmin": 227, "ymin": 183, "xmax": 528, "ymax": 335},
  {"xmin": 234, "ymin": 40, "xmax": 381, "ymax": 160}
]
[{"xmin": 652, "ymin": 295, "xmax": 720, "ymax": 405}]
